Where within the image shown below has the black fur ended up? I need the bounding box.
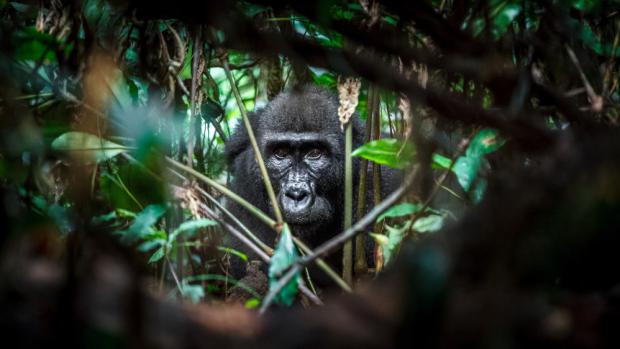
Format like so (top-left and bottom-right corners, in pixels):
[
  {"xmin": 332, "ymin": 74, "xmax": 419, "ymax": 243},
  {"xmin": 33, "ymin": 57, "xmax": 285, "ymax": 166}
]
[{"xmin": 224, "ymin": 85, "xmax": 397, "ymax": 285}]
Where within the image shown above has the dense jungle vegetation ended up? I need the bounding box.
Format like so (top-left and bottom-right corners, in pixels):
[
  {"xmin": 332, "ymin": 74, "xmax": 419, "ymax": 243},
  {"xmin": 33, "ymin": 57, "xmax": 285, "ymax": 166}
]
[{"xmin": 1, "ymin": 0, "xmax": 620, "ymax": 348}]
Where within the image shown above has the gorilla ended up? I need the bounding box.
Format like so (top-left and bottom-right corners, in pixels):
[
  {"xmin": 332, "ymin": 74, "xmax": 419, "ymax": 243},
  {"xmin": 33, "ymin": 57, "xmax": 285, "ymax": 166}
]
[{"xmin": 224, "ymin": 85, "xmax": 398, "ymax": 286}]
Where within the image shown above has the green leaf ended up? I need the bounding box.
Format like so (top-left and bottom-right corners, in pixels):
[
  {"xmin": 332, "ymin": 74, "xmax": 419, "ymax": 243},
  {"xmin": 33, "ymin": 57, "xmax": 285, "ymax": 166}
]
[
  {"xmin": 570, "ymin": 0, "xmax": 601, "ymax": 12},
  {"xmin": 413, "ymin": 214, "xmax": 445, "ymax": 233},
  {"xmin": 51, "ymin": 132, "xmax": 130, "ymax": 164},
  {"xmin": 377, "ymin": 202, "xmax": 422, "ymax": 222},
  {"xmin": 493, "ymin": 3, "xmax": 521, "ymax": 38},
  {"xmin": 148, "ymin": 246, "xmax": 165, "ymax": 263},
  {"xmin": 432, "ymin": 153, "xmax": 453, "ymax": 169},
  {"xmin": 466, "ymin": 129, "xmax": 505, "ymax": 157},
  {"xmin": 118, "ymin": 204, "xmax": 166, "ymax": 244},
  {"xmin": 217, "ymin": 246, "xmax": 248, "ymax": 262},
  {"xmin": 181, "ymin": 280, "xmax": 205, "ymax": 304},
  {"xmin": 352, "ymin": 138, "xmax": 415, "ymax": 169},
  {"xmin": 449, "ymin": 128, "xmax": 504, "ymax": 196},
  {"xmin": 268, "ymin": 224, "xmax": 300, "ymax": 306},
  {"xmin": 377, "ymin": 223, "xmax": 409, "ymax": 266},
  {"xmin": 453, "ymin": 156, "xmax": 482, "ymax": 192},
  {"xmin": 11, "ymin": 27, "xmax": 59, "ymax": 61},
  {"xmin": 244, "ymin": 298, "xmax": 261, "ymax": 309},
  {"xmin": 169, "ymin": 218, "xmax": 218, "ymax": 242}
]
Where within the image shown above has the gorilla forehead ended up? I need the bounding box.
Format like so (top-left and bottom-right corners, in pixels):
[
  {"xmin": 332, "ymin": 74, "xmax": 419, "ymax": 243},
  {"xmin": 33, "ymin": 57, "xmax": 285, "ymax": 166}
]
[{"xmin": 257, "ymin": 85, "xmax": 342, "ymax": 134}]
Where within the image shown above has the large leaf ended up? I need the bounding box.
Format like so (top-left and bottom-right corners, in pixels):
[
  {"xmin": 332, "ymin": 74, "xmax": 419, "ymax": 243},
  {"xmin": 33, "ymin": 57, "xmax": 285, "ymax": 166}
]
[
  {"xmin": 268, "ymin": 224, "xmax": 300, "ymax": 306},
  {"xmin": 118, "ymin": 204, "xmax": 166, "ymax": 244},
  {"xmin": 352, "ymin": 138, "xmax": 415, "ymax": 169},
  {"xmin": 453, "ymin": 156, "xmax": 482, "ymax": 192},
  {"xmin": 413, "ymin": 214, "xmax": 446, "ymax": 233},
  {"xmin": 466, "ymin": 129, "xmax": 505, "ymax": 157},
  {"xmin": 373, "ymin": 223, "xmax": 408, "ymax": 267},
  {"xmin": 377, "ymin": 202, "xmax": 422, "ymax": 222},
  {"xmin": 51, "ymin": 132, "xmax": 130, "ymax": 163},
  {"xmin": 11, "ymin": 27, "xmax": 59, "ymax": 61},
  {"xmin": 169, "ymin": 218, "xmax": 218, "ymax": 242},
  {"xmin": 451, "ymin": 128, "xmax": 505, "ymax": 197}
]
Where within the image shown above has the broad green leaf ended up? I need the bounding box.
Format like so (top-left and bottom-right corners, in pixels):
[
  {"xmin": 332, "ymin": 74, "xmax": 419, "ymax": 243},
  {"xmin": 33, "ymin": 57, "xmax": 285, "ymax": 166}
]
[
  {"xmin": 118, "ymin": 204, "xmax": 166, "ymax": 244},
  {"xmin": 181, "ymin": 280, "xmax": 205, "ymax": 304},
  {"xmin": 466, "ymin": 129, "xmax": 505, "ymax": 157},
  {"xmin": 432, "ymin": 153, "xmax": 453, "ymax": 169},
  {"xmin": 413, "ymin": 214, "xmax": 445, "ymax": 233},
  {"xmin": 378, "ymin": 223, "xmax": 409, "ymax": 266},
  {"xmin": 268, "ymin": 224, "xmax": 300, "ymax": 306},
  {"xmin": 493, "ymin": 3, "xmax": 521, "ymax": 38},
  {"xmin": 453, "ymin": 156, "xmax": 481, "ymax": 192},
  {"xmin": 52, "ymin": 132, "xmax": 130, "ymax": 163},
  {"xmin": 11, "ymin": 27, "xmax": 59, "ymax": 61},
  {"xmin": 169, "ymin": 218, "xmax": 218, "ymax": 242},
  {"xmin": 377, "ymin": 203, "xmax": 422, "ymax": 222},
  {"xmin": 148, "ymin": 246, "xmax": 165, "ymax": 263},
  {"xmin": 352, "ymin": 138, "xmax": 416, "ymax": 169}
]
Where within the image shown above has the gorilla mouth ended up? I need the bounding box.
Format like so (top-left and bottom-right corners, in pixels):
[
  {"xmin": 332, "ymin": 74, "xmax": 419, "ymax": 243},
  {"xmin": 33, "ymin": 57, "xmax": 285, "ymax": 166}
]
[{"xmin": 279, "ymin": 194, "xmax": 331, "ymax": 225}]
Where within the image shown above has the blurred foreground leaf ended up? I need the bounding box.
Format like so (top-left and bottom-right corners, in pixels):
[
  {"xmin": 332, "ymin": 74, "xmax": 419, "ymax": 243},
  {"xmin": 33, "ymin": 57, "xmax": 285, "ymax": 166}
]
[
  {"xmin": 352, "ymin": 138, "xmax": 415, "ymax": 169},
  {"xmin": 52, "ymin": 132, "xmax": 130, "ymax": 164},
  {"xmin": 268, "ymin": 224, "xmax": 300, "ymax": 306}
]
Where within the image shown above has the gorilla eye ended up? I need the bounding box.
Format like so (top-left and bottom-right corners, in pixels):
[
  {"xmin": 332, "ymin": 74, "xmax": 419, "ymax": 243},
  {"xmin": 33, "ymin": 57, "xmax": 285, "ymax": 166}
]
[
  {"xmin": 273, "ymin": 148, "xmax": 289, "ymax": 159},
  {"xmin": 306, "ymin": 148, "xmax": 323, "ymax": 160}
]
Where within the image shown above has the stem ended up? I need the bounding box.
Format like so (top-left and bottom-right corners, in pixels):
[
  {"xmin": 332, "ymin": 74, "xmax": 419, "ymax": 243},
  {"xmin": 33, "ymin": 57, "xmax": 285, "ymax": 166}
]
[
  {"xmin": 260, "ymin": 170, "xmax": 416, "ymax": 313},
  {"xmin": 196, "ymin": 201, "xmax": 321, "ymax": 305},
  {"xmin": 354, "ymin": 87, "xmax": 374, "ymax": 275},
  {"xmin": 168, "ymin": 165, "xmax": 351, "ymax": 292},
  {"xmin": 166, "ymin": 157, "xmax": 277, "ymax": 228},
  {"xmin": 342, "ymin": 121, "xmax": 353, "ymax": 285},
  {"xmin": 220, "ymin": 56, "xmax": 284, "ymax": 227}
]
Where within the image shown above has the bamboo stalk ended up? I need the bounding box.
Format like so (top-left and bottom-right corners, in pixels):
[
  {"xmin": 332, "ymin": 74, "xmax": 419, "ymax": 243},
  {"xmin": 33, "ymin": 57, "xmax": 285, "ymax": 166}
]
[
  {"xmin": 342, "ymin": 121, "xmax": 353, "ymax": 285},
  {"xmin": 219, "ymin": 56, "xmax": 284, "ymax": 228}
]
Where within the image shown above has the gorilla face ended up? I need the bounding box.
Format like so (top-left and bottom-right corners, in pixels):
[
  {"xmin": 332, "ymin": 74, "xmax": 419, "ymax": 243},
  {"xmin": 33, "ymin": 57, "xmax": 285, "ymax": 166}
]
[
  {"xmin": 225, "ymin": 85, "xmax": 363, "ymax": 244},
  {"xmin": 263, "ymin": 132, "xmax": 337, "ymax": 226}
]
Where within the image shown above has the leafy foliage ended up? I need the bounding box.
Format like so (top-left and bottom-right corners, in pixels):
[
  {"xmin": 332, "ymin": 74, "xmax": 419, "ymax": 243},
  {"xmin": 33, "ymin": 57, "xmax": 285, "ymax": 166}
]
[{"xmin": 268, "ymin": 224, "xmax": 300, "ymax": 306}]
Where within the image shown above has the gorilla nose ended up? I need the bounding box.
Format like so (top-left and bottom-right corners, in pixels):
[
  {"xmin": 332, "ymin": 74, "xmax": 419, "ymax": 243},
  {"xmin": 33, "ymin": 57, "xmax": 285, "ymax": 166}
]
[
  {"xmin": 281, "ymin": 183, "xmax": 314, "ymax": 216},
  {"xmin": 285, "ymin": 188, "xmax": 308, "ymax": 202}
]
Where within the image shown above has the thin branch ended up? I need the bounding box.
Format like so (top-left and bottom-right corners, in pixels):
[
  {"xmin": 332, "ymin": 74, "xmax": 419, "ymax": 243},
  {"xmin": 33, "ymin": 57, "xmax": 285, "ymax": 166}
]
[
  {"xmin": 260, "ymin": 169, "xmax": 417, "ymax": 313},
  {"xmin": 219, "ymin": 54, "xmax": 284, "ymax": 227}
]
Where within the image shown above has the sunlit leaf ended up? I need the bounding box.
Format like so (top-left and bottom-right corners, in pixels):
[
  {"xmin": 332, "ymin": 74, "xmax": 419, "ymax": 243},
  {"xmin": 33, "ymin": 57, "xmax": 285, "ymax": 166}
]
[
  {"xmin": 148, "ymin": 246, "xmax": 165, "ymax": 263},
  {"xmin": 453, "ymin": 156, "xmax": 481, "ymax": 192},
  {"xmin": 413, "ymin": 214, "xmax": 445, "ymax": 233},
  {"xmin": 181, "ymin": 280, "xmax": 205, "ymax": 304},
  {"xmin": 493, "ymin": 3, "xmax": 521, "ymax": 38},
  {"xmin": 118, "ymin": 204, "xmax": 166, "ymax": 244},
  {"xmin": 169, "ymin": 218, "xmax": 218, "ymax": 241},
  {"xmin": 466, "ymin": 129, "xmax": 505, "ymax": 157},
  {"xmin": 268, "ymin": 224, "xmax": 300, "ymax": 306},
  {"xmin": 217, "ymin": 246, "xmax": 249, "ymax": 262},
  {"xmin": 52, "ymin": 132, "xmax": 130, "ymax": 164},
  {"xmin": 432, "ymin": 153, "xmax": 453, "ymax": 169},
  {"xmin": 245, "ymin": 298, "xmax": 261, "ymax": 309},
  {"xmin": 352, "ymin": 138, "xmax": 416, "ymax": 169},
  {"xmin": 377, "ymin": 202, "xmax": 422, "ymax": 222},
  {"xmin": 377, "ymin": 223, "xmax": 409, "ymax": 266},
  {"xmin": 11, "ymin": 27, "xmax": 59, "ymax": 61}
]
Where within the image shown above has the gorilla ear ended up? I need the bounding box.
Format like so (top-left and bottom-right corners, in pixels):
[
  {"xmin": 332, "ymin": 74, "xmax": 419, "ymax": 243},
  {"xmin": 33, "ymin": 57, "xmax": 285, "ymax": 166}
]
[{"xmin": 224, "ymin": 111, "xmax": 261, "ymax": 170}]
